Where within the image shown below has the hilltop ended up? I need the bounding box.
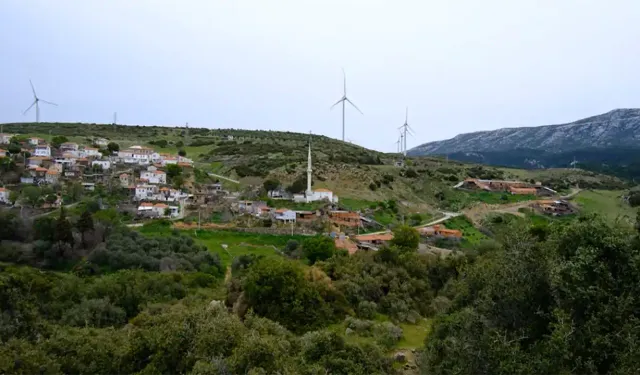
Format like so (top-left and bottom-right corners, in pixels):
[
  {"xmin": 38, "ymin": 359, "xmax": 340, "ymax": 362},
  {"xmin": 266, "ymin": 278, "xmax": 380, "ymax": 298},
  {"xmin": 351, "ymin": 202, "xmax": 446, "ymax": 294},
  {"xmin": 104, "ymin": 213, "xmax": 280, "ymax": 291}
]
[{"xmin": 408, "ymin": 109, "xmax": 640, "ymax": 179}]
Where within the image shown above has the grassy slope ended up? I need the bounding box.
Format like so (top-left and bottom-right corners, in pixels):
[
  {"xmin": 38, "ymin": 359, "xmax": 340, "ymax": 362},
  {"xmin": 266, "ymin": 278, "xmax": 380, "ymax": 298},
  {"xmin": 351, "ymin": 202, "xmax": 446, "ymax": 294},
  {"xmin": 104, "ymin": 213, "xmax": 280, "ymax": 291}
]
[
  {"xmin": 574, "ymin": 190, "xmax": 636, "ymax": 224},
  {"xmin": 4, "ymin": 122, "xmax": 629, "ymax": 216}
]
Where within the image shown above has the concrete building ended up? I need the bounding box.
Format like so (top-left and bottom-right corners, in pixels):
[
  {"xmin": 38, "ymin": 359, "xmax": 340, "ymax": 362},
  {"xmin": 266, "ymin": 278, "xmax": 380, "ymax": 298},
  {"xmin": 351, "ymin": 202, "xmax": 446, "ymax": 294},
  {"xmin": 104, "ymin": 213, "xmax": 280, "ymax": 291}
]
[
  {"xmin": 94, "ymin": 138, "xmax": 108, "ymax": 146},
  {"xmin": 274, "ymin": 208, "xmax": 296, "ymax": 223},
  {"xmin": 29, "ymin": 137, "xmax": 44, "ymax": 146},
  {"xmin": 294, "ymin": 136, "xmax": 339, "ymax": 203},
  {"xmin": 135, "ymin": 184, "xmax": 158, "ymax": 200},
  {"xmin": 140, "ymin": 168, "xmax": 167, "ymax": 184},
  {"xmin": 34, "ymin": 145, "xmax": 51, "ymax": 157},
  {"xmin": 91, "ymin": 160, "xmax": 111, "ymax": 170},
  {"xmin": 0, "ymin": 187, "xmax": 10, "ymax": 204},
  {"xmin": 0, "ymin": 134, "xmax": 14, "ymax": 144},
  {"xmin": 81, "ymin": 147, "xmax": 101, "ymax": 158},
  {"xmin": 45, "ymin": 170, "xmax": 59, "ymax": 184}
]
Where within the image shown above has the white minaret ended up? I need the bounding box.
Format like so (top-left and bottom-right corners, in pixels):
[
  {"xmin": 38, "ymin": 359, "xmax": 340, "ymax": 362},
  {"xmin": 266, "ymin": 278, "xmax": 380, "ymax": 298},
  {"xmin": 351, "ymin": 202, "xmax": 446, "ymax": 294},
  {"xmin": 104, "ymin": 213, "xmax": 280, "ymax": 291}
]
[{"xmin": 306, "ymin": 133, "xmax": 313, "ymax": 197}]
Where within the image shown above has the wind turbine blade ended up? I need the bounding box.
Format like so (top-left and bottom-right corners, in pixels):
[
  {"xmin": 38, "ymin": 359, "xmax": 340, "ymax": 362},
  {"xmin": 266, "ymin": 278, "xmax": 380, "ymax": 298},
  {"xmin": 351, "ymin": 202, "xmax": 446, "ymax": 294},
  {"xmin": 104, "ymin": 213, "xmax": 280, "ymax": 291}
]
[
  {"xmin": 345, "ymin": 98, "xmax": 363, "ymax": 114},
  {"xmin": 29, "ymin": 79, "xmax": 37, "ymax": 98},
  {"xmin": 330, "ymin": 97, "xmax": 345, "ymax": 109},
  {"xmin": 40, "ymin": 99, "xmax": 57, "ymax": 106},
  {"xmin": 23, "ymin": 100, "xmax": 37, "ymax": 114},
  {"xmin": 405, "ymin": 107, "xmax": 408, "ymax": 123}
]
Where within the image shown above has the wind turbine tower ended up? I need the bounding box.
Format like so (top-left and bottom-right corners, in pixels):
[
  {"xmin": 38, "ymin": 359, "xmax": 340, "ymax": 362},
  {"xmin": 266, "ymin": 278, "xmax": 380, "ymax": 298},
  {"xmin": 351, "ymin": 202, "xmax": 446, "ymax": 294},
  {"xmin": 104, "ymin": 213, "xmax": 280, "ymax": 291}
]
[
  {"xmin": 331, "ymin": 69, "xmax": 363, "ymax": 142},
  {"xmin": 398, "ymin": 107, "xmax": 415, "ymax": 156},
  {"xmin": 23, "ymin": 80, "xmax": 57, "ymax": 123}
]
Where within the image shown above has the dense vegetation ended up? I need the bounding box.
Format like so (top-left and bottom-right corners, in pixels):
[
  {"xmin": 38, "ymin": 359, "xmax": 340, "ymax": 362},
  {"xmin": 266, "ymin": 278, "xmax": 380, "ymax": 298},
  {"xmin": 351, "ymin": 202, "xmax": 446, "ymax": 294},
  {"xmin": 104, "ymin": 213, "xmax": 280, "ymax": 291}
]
[{"xmin": 418, "ymin": 215, "xmax": 640, "ymax": 374}]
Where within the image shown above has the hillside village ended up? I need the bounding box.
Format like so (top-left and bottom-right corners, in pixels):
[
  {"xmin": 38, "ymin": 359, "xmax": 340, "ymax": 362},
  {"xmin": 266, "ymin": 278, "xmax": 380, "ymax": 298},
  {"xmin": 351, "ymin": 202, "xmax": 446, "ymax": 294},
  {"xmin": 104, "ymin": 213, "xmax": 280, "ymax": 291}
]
[{"xmin": 0, "ymin": 127, "xmax": 590, "ymax": 256}]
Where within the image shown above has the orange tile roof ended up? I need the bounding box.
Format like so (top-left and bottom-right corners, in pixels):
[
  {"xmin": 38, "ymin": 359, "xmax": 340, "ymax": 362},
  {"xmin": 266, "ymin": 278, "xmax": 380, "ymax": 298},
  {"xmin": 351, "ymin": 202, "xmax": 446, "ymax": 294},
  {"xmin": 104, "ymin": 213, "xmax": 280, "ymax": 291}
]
[
  {"xmin": 34, "ymin": 167, "xmax": 48, "ymax": 172},
  {"xmin": 119, "ymin": 173, "xmax": 129, "ymax": 177},
  {"xmin": 177, "ymin": 162, "xmax": 192, "ymax": 167},
  {"xmin": 354, "ymin": 233, "xmax": 394, "ymax": 242},
  {"xmin": 160, "ymin": 187, "xmax": 170, "ymax": 191},
  {"xmin": 509, "ymin": 187, "xmax": 537, "ymax": 195},
  {"xmin": 0, "ymin": 187, "xmax": 6, "ymax": 192},
  {"xmin": 153, "ymin": 170, "xmax": 166, "ymax": 174},
  {"xmin": 140, "ymin": 202, "xmax": 153, "ymax": 207},
  {"xmin": 275, "ymin": 208, "xmax": 288, "ymax": 214},
  {"xmin": 46, "ymin": 170, "xmax": 58, "ymax": 175},
  {"xmin": 315, "ymin": 188, "xmax": 332, "ymax": 192},
  {"xmin": 154, "ymin": 203, "xmax": 168, "ymax": 208}
]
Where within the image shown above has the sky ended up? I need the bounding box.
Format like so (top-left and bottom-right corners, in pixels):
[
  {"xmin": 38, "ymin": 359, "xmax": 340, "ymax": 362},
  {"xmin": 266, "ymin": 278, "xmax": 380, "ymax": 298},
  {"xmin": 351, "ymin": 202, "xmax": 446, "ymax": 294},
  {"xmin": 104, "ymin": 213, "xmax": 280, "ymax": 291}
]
[{"xmin": 2, "ymin": 0, "xmax": 640, "ymax": 152}]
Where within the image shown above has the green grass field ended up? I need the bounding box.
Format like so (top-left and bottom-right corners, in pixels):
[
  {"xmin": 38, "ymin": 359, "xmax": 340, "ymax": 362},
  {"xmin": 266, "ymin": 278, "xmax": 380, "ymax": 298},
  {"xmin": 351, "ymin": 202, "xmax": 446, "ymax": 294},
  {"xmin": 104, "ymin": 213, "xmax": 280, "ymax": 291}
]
[
  {"xmin": 445, "ymin": 215, "xmax": 488, "ymax": 247},
  {"xmin": 464, "ymin": 191, "xmax": 537, "ymax": 205},
  {"xmin": 138, "ymin": 222, "xmax": 306, "ymax": 266},
  {"xmin": 574, "ymin": 190, "xmax": 636, "ymax": 224},
  {"xmin": 397, "ymin": 319, "xmax": 432, "ymax": 349}
]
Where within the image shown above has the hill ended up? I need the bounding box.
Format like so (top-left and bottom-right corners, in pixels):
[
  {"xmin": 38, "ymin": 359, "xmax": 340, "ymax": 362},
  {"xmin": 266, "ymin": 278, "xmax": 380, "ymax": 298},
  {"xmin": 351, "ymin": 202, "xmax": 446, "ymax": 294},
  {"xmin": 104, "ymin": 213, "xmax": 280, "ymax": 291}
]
[
  {"xmin": 408, "ymin": 109, "xmax": 640, "ymax": 179},
  {"xmin": 1, "ymin": 122, "xmax": 629, "ymax": 216}
]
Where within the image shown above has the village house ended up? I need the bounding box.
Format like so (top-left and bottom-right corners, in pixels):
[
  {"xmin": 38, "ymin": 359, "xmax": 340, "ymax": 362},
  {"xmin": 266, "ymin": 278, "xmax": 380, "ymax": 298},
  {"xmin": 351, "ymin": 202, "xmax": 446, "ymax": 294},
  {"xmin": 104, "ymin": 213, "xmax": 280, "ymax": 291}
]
[
  {"xmin": 91, "ymin": 160, "xmax": 111, "ymax": 170},
  {"xmin": 0, "ymin": 133, "xmax": 14, "ymax": 145},
  {"xmin": 135, "ymin": 184, "xmax": 159, "ymax": 200},
  {"xmin": 60, "ymin": 142, "xmax": 79, "ymax": 153},
  {"xmin": 81, "ymin": 147, "xmax": 101, "ymax": 158},
  {"xmin": 455, "ymin": 178, "xmax": 556, "ymax": 197},
  {"xmin": 45, "ymin": 170, "xmax": 59, "ymax": 184},
  {"xmin": 0, "ymin": 187, "xmax": 10, "ymax": 204},
  {"xmin": 419, "ymin": 224, "xmax": 463, "ymax": 238},
  {"xmin": 34, "ymin": 145, "xmax": 51, "ymax": 157},
  {"xmin": 274, "ymin": 208, "xmax": 296, "ymax": 223},
  {"xmin": 28, "ymin": 156, "xmax": 50, "ymax": 168},
  {"xmin": 54, "ymin": 156, "xmax": 76, "ymax": 169},
  {"xmin": 328, "ymin": 211, "xmax": 361, "ymax": 228},
  {"xmin": 353, "ymin": 233, "xmax": 394, "ymax": 251},
  {"xmin": 533, "ymin": 200, "xmax": 576, "ymax": 216},
  {"xmin": 0, "ymin": 134, "xmax": 14, "ymax": 144},
  {"xmin": 82, "ymin": 182, "xmax": 96, "ymax": 191},
  {"xmin": 0, "ymin": 149, "xmax": 7, "ymax": 157},
  {"xmin": 94, "ymin": 138, "xmax": 108, "ymax": 146},
  {"xmin": 296, "ymin": 210, "xmax": 317, "ymax": 221},
  {"xmin": 28, "ymin": 137, "xmax": 44, "ymax": 146},
  {"xmin": 161, "ymin": 156, "xmax": 178, "ymax": 166},
  {"xmin": 119, "ymin": 145, "xmax": 154, "ymax": 164},
  {"xmin": 137, "ymin": 202, "xmax": 156, "ymax": 217},
  {"xmin": 140, "ymin": 167, "xmax": 167, "ymax": 184},
  {"xmin": 152, "ymin": 203, "xmax": 169, "ymax": 217}
]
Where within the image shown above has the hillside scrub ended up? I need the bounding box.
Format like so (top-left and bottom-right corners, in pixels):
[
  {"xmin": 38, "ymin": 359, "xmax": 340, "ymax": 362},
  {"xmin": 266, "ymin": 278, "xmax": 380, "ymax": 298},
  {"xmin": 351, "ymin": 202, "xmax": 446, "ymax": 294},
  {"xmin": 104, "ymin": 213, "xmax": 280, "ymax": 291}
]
[{"xmin": 418, "ymin": 215, "xmax": 640, "ymax": 374}]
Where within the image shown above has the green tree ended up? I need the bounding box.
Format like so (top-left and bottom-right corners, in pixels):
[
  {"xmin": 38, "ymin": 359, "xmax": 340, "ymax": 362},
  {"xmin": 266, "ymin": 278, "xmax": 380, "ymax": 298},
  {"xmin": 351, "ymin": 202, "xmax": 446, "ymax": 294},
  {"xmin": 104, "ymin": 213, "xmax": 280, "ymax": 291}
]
[
  {"xmin": 21, "ymin": 186, "xmax": 42, "ymax": 207},
  {"xmin": 51, "ymin": 135, "xmax": 68, "ymax": 148},
  {"xmin": 390, "ymin": 225, "xmax": 420, "ymax": 252},
  {"xmin": 7, "ymin": 143, "xmax": 21, "ymax": 155},
  {"xmin": 166, "ymin": 164, "xmax": 182, "ymax": 179},
  {"xmin": 33, "ymin": 216, "xmax": 56, "ymax": 242},
  {"xmin": 107, "ymin": 142, "xmax": 120, "ymax": 153},
  {"xmin": 242, "ymin": 257, "xmax": 336, "ymax": 332},
  {"xmin": 263, "ymin": 179, "xmax": 280, "ymax": 193},
  {"xmin": 54, "ymin": 207, "xmax": 74, "ymax": 246},
  {"xmin": 175, "ymin": 140, "xmax": 184, "ymax": 148},
  {"xmin": 68, "ymin": 182, "xmax": 84, "ymax": 202},
  {"xmin": 76, "ymin": 210, "xmax": 94, "ymax": 248},
  {"xmin": 178, "ymin": 149, "xmax": 186, "ymax": 157},
  {"xmin": 302, "ymin": 236, "xmax": 336, "ymax": 264}
]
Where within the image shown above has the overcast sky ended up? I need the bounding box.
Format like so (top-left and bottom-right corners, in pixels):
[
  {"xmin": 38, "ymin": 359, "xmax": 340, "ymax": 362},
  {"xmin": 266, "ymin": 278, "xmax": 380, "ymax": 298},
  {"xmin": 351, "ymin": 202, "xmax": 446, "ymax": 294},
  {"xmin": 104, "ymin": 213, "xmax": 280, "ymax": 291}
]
[{"xmin": 2, "ymin": 1, "xmax": 640, "ymax": 152}]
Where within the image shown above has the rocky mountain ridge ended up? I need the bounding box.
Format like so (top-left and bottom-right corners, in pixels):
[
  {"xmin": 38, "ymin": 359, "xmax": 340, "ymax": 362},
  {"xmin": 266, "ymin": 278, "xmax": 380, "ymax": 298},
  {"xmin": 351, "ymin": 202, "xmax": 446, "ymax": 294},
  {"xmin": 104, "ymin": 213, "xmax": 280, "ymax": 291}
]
[{"xmin": 409, "ymin": 108, "xmax": 640, "ymax": 155}]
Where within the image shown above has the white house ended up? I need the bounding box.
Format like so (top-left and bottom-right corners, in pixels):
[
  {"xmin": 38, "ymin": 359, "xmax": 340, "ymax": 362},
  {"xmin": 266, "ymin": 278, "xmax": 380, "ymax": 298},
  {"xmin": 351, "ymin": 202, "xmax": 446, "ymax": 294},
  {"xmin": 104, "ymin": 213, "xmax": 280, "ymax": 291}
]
[
  {"xmin": 28, "ymin": 156, "xmax": 48, "ymax": 167},
  {"xmin": 0, "ymin": 187, "xmax": 10, "ymax": 204},
  {"xmin": 82, "ymin": 182, "xmax": 96, "ymax": 191},
  {"xmin": 140, "ymin": 168, "xmax": 166, "ymax": 184},
  {"xmin": 34, "ymin": 145, "xmax": 51, "ymax": 157},
  {"xmin": 60, "ymin": 142, "xmax": 79, "ymax": 153},
  {"xmin": 152, "ymin": 203, "xmax": 170, "ymax": 217},
  {"xmin": 94, "ymin": 138, "xmax": 108, "ymax": 146},
  {"xmin": 29, "ymin": 137, "xmax": 44, "ymax": 146},
  {"xmin": 177, "ymin": 155, "xmax": 193, "ymax": 165},
  {"xmin": 162, "ymin": 156, "xmax": 178, "ymax": 166},
  {"xmin": 135, "ymin": 184, "xmax": 158, "ymax": 200},
  {"xmin": 0, "ymin": 134, "xmax": 14, "ymax": 144},
  {"xmin": 55, "ymin": 156, "xmax": 76, "ymax": 168},
  {"xmin": 81, "ymin": 147, "xmax": 101, "ymax": 158},
  {"xmin": 119, "ymin": 145, "xmax": 153, "ymax": 164},
  {"xmin": 91, "ymin": 160, "xmax": 111, "ymax": 170}
]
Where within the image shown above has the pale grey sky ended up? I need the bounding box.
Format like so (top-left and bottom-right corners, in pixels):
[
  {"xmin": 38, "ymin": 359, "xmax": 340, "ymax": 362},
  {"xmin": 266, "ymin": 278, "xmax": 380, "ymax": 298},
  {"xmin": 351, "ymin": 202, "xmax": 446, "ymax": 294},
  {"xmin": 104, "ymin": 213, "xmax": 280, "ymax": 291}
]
[{"xmin": 2, "ymin": 0, "xmax": 640, "ymax": 152}]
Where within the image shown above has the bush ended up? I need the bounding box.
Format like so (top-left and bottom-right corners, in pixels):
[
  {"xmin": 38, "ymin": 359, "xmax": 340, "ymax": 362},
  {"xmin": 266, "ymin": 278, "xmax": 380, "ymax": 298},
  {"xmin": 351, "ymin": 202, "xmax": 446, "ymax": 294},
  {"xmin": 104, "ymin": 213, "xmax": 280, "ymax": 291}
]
[{"xmin": 356, "ymin": 301, "xmax": 377, "ymax": 319}]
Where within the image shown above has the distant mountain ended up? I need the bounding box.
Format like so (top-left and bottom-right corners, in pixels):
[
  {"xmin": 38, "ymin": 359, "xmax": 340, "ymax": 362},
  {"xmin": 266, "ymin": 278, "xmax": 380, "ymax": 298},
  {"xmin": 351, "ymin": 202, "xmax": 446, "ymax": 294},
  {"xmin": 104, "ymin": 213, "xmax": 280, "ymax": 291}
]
[
  {"xmin": 410, "ymin": 109, "xmax": 640, "ymax": 155},
  {"xmin": 408, "ymin": 109, "xmax": 640, "ymax": 180}
]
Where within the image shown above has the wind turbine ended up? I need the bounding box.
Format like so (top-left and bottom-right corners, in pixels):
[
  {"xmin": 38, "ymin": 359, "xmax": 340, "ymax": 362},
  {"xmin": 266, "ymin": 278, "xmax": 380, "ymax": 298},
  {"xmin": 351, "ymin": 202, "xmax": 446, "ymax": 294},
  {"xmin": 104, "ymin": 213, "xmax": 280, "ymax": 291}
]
[
  {"xmin": 398, "ymin": 107, "xmax": 415, "ymax": 156},
  {"xmin": 23, "ymin": 80, "xmax": 57, "ymax": 123},
  {"xmin": 331, "ymin": 69, "xmax": 363, "ymax": 142}
]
